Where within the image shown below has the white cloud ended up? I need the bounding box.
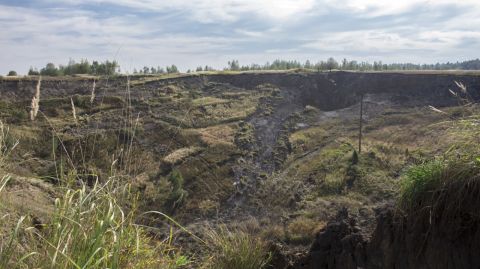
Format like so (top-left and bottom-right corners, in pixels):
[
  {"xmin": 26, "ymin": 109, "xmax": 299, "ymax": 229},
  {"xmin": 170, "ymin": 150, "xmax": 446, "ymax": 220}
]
[
  {"xmin": 1, "ymin": 0, "xmax": 480, "ymax": 74},
  {"xmin": 52, "ymin": 0, "xmax": 316, "ymax": 22},
  {"xmin": 324, "ymin": 0, "xmax": 480, "ymax": 17}
]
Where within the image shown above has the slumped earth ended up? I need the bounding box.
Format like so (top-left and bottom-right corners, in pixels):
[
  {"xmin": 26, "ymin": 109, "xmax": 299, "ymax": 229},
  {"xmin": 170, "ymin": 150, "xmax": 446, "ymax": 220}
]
[{"xmin": 1, "ymin": 71, "xmax": 480, "ymax": 268}]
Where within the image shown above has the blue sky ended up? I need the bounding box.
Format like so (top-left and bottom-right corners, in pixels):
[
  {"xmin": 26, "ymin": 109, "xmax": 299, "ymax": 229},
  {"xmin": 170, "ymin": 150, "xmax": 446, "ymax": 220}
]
[{"xmin": 1, "ymin": 0, "xmax": 479, "ymax": 74}]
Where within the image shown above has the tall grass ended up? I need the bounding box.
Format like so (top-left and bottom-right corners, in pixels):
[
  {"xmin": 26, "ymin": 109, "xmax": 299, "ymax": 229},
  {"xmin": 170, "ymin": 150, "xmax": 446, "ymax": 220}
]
[
  {"xmin": 203, "ymin": 225, "xmax": 271, "ymax": 269},
  {"xmin": 399, "ymin": 159, "xmax": 445, "ymax": 210},
  {"xmin": 32, "ymin": 179, "xmax": 187, "ymax": 268},
  {"xmin": 399, "ymin": 156, "xmax": 480, "ymax": 212},
  {"xmin": 30, "ymin": 77, "xmax": 41, "ymax": 121},
  {"xmin": 0, "ymin": 121, "xmax": 18, "ymax": 169},
  {"xmin": 0, "ymin": 176, "xmax": 188, "ymax": 268},
  {"xmin": 0, "ymin": 120, "xmax": 23, "ymax": 268},
  {"xmin": 429, "ymin": 80, "xmax": 476, "ymax": 118}
]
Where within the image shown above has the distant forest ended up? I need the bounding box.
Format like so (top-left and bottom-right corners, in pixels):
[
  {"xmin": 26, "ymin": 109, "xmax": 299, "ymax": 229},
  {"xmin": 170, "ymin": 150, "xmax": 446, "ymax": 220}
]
[
  {"xmin": 7, "ymin": 58, "xmax": 480, "ymax": 76},
  {"xmin": 222, "ymin": 58, "xmax": 480, "ymax": 72},
  {"xmin": 26, "ymin": 59, "xmax": 119, "ymax": 76},
  {"xmin": 138, "ymin": 58, "xmax": 480, "ymax": 74}
]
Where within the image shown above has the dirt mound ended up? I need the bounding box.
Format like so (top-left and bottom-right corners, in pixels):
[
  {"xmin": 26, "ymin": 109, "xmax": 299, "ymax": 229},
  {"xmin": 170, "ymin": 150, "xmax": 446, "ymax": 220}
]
[{"xmin": 292, "ymin": 208, "xmax": 368, "ymax": 269}]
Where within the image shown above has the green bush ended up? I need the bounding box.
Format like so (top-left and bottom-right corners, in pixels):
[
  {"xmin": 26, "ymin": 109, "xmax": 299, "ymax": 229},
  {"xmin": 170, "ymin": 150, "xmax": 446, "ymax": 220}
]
[
  {"xmin": 351, "ymin": 150, "xmax": 359, "ymax": 165},
  {"xmin": 9, "ymin": 109, "xmax": 29, "ymax": 123},
  {"xmin": 166, "ymin": 169, "xmax": 187, "ymax": 209}
]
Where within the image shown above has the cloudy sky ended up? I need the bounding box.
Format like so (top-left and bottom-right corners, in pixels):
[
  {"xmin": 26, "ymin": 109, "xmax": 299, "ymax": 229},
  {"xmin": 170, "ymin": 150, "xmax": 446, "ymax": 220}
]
[{"xmin": 0, "ymin": 0, "xmax": 479, "ymax": 74}]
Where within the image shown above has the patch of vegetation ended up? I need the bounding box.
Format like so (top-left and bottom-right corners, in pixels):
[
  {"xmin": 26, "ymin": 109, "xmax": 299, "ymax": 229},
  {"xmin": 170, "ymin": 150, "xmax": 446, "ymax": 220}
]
[
  {"xmin": 204, "ymin": 226, "xmax": 271, "ymax": 269},
  {"xmin": 286, "ymin": 217, "xmax": 325, "ymax": 245},
  {"xmin": 289, "ymin": 126, "xmax": 329, "ymax": 152},
  {"xmin": 399, "ymin": 156, "xmax": 480, "ymax": 212},
  {"xmin": 192, "ymin": 97, "xmax": 230, "ymax": 107},
  {"xmin": 164, "ymin": 147, "xmax": 203, "ymax": 165},
  {"xmin": 166, "ymin": 169, "xmax": 188, "ymax": 210},
  {"xmin": 235, "ymin": 122, "xmax": 255, "ymax": 151},
  {"xmin": 0, "ymin": 176, "xmax": 188, "ymax": 269},
  {"xmin": 196, "ymin": 124, "xmax": 236, "ymax": 146}
]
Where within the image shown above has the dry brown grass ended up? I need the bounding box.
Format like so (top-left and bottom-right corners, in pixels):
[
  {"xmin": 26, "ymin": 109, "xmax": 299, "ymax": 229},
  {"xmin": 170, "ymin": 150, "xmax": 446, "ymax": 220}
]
[
  {"xmin": 192, "ymin": 97, "xmax": 230, "ymax": 107},
  {"xmin": 29, "ymin": 77, "xmax": 41, "ymax": 121},
  {"xmin": 70, "ymin": 97, "xmax": 77, "ymax": 122},
  {"xmin": 196, "ymin": 124, "xmax": 235, "ymax": 146},
  {"xmin": 163, "ymin": 146, "xmax": 202, "ymax": 164},
  {"xmin": 286, "ymin": 217, "xmax": 326, "ymax": 244}
]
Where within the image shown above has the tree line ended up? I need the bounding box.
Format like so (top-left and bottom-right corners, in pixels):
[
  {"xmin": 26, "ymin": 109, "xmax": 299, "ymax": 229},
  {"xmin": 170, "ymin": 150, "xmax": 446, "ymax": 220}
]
[
  {"xmin": 27, "ymin": 59, "xmax": 119, "ymax": 76},
  {"xmin": 5, "ymin": 58, "xmax": 480, "ymax": 77},
  {"xmin": 133, "ymin": 64, "xmax": 179, "ymax": 75},
  {"xmin": 132, "ymin": 64, "xmax": 217, "ymax": 74},
  {"xmin": 224, "ymin": 58, "xmax": 480, "ymax": 72}
]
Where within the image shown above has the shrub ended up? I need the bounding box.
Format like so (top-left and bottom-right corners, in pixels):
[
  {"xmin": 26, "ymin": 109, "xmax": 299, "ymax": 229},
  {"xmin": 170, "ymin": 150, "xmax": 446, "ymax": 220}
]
[
  {"xmin": 204, "ymin": 226, "xmax": 271, "ymax": 269},
  {"xmin": 9, "ymin": 109, "xmax": 29, "ymax": 123},
  {"xmin": 166, "ymin": 169, "xmax": 187, "ymax": 209},
  {"xmin": 351, "ymin": 150, "xmax": 359, "ymax": 165},
  {"xmin": 345, "ymin": 164, "xmax": 360, "ymax": 189}
]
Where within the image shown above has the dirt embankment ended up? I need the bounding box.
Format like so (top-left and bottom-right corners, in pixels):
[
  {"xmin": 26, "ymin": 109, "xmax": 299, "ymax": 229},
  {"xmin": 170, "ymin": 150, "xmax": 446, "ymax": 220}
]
[
  {"xmin": 294, "ymin": 186, "xmax": 480, "ymax": 269},
  {"xmin": 205, "ymin": 72, "xmax": 480, "ymax": 109},
  {"xmin": 3, "ymin": 71, "xmax": 480, "ymax": 106}
]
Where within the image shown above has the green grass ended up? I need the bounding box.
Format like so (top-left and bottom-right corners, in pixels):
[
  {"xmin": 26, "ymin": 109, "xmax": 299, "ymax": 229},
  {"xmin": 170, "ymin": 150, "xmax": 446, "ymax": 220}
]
[
  {"xmin": 399, "ymin": 156, "xmax": 480, "ymax": 212},
  {"xmin": 204, "ymin": 226, "xmax": 271, "ymax": 269},
  {"xmin": 0, "ymin": 177, "xmax": 188, "ymax": 269},
  {"xmin": 399, "ymin": 159, "xmax": 445, "ymax": 210}
]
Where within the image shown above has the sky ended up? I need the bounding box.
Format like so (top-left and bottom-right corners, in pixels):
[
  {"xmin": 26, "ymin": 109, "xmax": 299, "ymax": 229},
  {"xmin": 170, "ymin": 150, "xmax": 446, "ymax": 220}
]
[{"xmin": 0, "ymin": 0, "xmax": 479, "ymax": 74}]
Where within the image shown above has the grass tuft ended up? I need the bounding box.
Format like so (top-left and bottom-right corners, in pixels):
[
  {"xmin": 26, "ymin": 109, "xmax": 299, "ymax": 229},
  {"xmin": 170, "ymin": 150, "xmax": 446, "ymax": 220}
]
[
  {"xmin": 399, "ymin": 156, "xmax": 480, "ymax": 212},
  {"xmin": 0, "ymin": 178, "xmax": 188, "ymax": 268},
  {"xmin": 204, "ymin": 225, "xmax": 271, "ymax": 269}
]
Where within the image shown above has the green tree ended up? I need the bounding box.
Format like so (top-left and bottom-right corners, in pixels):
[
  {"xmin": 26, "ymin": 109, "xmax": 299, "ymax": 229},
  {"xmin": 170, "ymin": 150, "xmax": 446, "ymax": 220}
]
[
  {"xmin": 7, "ymin": 70, "xmax": 17, "ymax": 76},
  {"xmin": 28, "ymin": 67, "xmax": 40, "ymax": 76},
  {"xmin": 228, "ymin": 60, "xmax": 240, "ymax": 71},
  {"xmin": 305, "ymin": 60, "xmax": 312, "ymax": 69},
  {"xmin": 143, "ymin": 66, "xmax": 149, "ymax": 74},
  {"xmin": 77, "ymin": 59, "xmax": 91, "ymax": 74},
  {"xmin": 40, "ymin": 63, "xmax": 60, "ymax": 76},
  {"xmin": 341, "ymin": 58, "xmax": 348, "ymax": 70},
  {"xmin": 166, "ymin": 65, "xmax": 179, "ymax": 73},
  {"xmin": 326, "ymin": 57, "xmax": 338, "ymax": 71}
]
